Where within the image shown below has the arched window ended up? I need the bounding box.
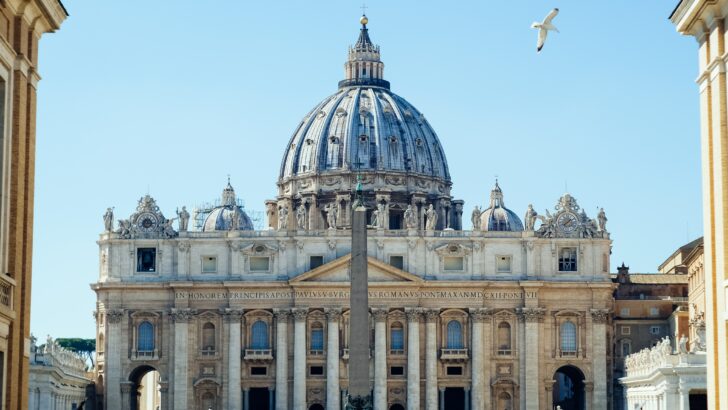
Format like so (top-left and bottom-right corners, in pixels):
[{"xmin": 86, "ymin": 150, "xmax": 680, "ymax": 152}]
[
  {"xmin": 251, "ymin": 321, "xmax": 269, "ymax": 349},
  {"xmin": 561, "ymin": 321, "xmax": 577, "ymax": 354},
  {"xmin": 202, "ymin": 322, "xmax": 216, "ymax": 351},
  {"xmin": 137, "ymin": 321, "xmax": 154, "ymax": 352},
  {"xmin": 390, "ymin": 322, "xmax": 404, "ymax": 351},
  {"xmin": 446, "ymin": 320, "xmax": 463, "ymax": 349},
  {"xmin": 497, "ymin": 322, "xmax": 511, "ymax": 355},
  {"xmin": 310, "ymin": 322, "xmax": 324, "ymax": 351}
]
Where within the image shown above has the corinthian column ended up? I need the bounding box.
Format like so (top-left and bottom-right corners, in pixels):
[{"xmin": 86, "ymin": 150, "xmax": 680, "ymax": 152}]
[
  {"xmin": 469, "ymin": 308, "xmax": 490, "ymax": 410},
  {"xmin": 423, "ymin": 309, "xmax": 439, "ymax": 410},
  {"xmin": 372, "ymin": 308, "xmax": 389, "ymax": 410},
  {"xmin": 224, "ymin": 309, "xmax": 244, "ymax": 410},
  {"xmin": 406, "ymin": 308, "xmax": 422, "ymax": 410},
  {"xmin": 171, "ymin": 308, "xmax": 194, "ymax": 410},
  {"xmin": 325, "ymin": 308, "xmax": 342, "ymax": 410},
  {"xmin": 292, "ymin": 308, "xmax": 308, "ymax": 410},
  {"xmin": 274, "ymin": 309, "xmax": 290, "ymax": 410},
  {"xmin": 105, "ymin": 309, "xmax": 124, "ymax": 410},
  {"xmin": 590, "ymin": 309, "xmax": 610, "ymax": 410},
  {"xmin": 518, "ymin": 307, "xmax": 544, "ymax": 410}
]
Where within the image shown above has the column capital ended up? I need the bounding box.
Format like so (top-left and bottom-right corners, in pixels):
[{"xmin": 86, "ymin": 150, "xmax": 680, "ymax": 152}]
[
  {"xmin": 158, "ymin": 381, "xmax": 169, "ymax": 393},
  {"xmin": 120, "ymin": 381, "xmax": 134, "ymax": 394},
  {"xmin": 291, "ymin": 308, "xmax": 308, "ymax": 321},
  {"xmin": 584, "ymin": 381, "xmax": 594, "ymax": 392},
  {"xmin": 169, "ymin": 308, "xmax": 196, "ymax": 323},
  {"xmin": 405, "ymin": 307, "xmax": 423, "ymax": 322},
  {"xmin": 221, "ymin": 308, "xmax": 244, "ymax": 323},
  {"xmin": 469, "ymin": 308, "xmax": 493, "ymax": 322},
  {"xmin": 325, "ymin": 307, "xmax": 343, "ymax": 321},
  {"xmin": 517, "ymin": 307, "xmax": 545, "ymax": 323},
  {"xmin": 371, "ymin": 308, "xmax": 388, "ymax": 321},
  {"xmin": 273, "ymin": 308, "xmax": 291, "ymax": 321},
  {"xmin": 423, "ymin": 308, "xmax": 440, "ymax": 322},
  {"xmin": 590, "ymin": 309, "xmax": 611, "ymax": 324},
  {"xmin": 106, "ymin": 309, "xmax": 124, "ymax": 324}
]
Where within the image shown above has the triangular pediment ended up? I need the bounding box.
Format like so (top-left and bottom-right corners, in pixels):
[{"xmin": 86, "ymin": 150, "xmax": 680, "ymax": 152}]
[{"xmin": 290, "ymin": 254, "xmax": 423, "ymax": 283}]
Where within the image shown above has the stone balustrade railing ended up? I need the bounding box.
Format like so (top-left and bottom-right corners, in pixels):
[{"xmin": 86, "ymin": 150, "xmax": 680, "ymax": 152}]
[
  {"xmin": 31, "ymin": 336, "xmax": 88, "ymax": 379},
  {"xmin": 0, "ymin": 273, "xmax": 14, "ymax": 308}
]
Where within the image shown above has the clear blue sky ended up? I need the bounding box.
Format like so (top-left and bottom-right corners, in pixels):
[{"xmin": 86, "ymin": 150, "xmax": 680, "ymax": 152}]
[{"xmin": 31, "ymin": 1, "xmax": 700, "ymax": 339}]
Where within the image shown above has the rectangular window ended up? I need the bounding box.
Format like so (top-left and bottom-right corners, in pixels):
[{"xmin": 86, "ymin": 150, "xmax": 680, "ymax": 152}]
[
  {"xmin": 650, "ymin": 326, "xmax": 661, "ymax": 335},
  {"xmin": 309, "ymin": 256, "xmax": 324, "ymax": 270},
  {"xmin": 620, "ymin": 308, "xmax": 630, "ymax": 317},
  {"xmin": 390, "ymin": 366, "xmax": 404, "ymax": 376},
  {"xmin": 250, "ymin": 366, "xmax": 267, "ymax": 376},
  {"xmin": 136, "ymin": 248, "xmax": 156, "ymax": 272},
  {"xmin": 309, "ymin": 366, "xmax": 324, "ymax": 376},
  {"xmin": 496, "ymin": 255, "xmax": 512, "ymax": 273},
  {"xmin": 249, "ymin": 256, "xmax": 270, "ymax": 272},
  {"xmin": 621, "ymin": 326, "xmax": 631, "ymax": 335},
  {"xmin": 649, "ymin": 307, "xmax": 659, "ymax": 317},
  {"xmin": 558, "ymin": 247, "xmax": 577, "ymax": 272},
  {"xmin": 390, "ymin": 328, "xmax": 404, "ymax": 351},
  {"xmin": 310, "ymin": 328, "xmax": 324, "ymax": 351},
  {"xmin": 202, "ymin": 256, "xmax": 217, "ymax": 273},
  {"xmin": 389, "ymin": 255, "xmax": 404, "ymax": 270},
  {"xmin": 621, "ymin": 341, "xmax": 631, "ymax": 357},
  {"xmin": 446, "ymin": 366, "xmax": 463, "ymax": 376},
  {"xmin": 443, "ymin": 256, "xmax": 464, "ymax": 271}
]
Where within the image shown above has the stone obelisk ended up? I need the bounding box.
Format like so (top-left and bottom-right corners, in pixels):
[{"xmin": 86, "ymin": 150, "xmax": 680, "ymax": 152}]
[{"xmin": 346, "ymin": 176, "xmax": 372, "ymax": 409}]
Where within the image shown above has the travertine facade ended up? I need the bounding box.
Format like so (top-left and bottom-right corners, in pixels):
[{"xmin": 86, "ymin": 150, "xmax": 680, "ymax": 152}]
[
  {"xmin": 0, "ymin": 1, "xmax": 66, "ymax": 409},
  {"xmin": 672, "ymin": 1, "xmax": 728, "ymax": 408},
  {"xmin": 93, "ymin": 17, "xmax": 613, "ymax": 410},
  {"xmin": 28, "ymin": 336, "xmax": 92, "ymax": 410}
]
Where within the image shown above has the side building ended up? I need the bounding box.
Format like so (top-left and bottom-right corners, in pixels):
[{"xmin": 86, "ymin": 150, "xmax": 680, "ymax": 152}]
[
  {"xmin": 0, "ymin": 1, "xmax": 66, "ymax": 409},
  {"xmin": 28, "ymin": 336, "xmax": 93, "ymax": 409},
  {"xmin": 93, "ymin": 17, "xmax": 615, "ymax": 410}
]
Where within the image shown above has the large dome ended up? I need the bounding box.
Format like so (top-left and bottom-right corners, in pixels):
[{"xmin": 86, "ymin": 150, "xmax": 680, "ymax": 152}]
[{"xmin": 279, "ymin": 87, "xmax": 450, "ymax": 181}]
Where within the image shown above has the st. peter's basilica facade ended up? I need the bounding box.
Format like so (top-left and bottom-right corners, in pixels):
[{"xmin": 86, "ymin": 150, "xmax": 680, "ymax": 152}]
[{"xmin": 92, "ymin": 16, "xmax": 614, "ymax": 410}]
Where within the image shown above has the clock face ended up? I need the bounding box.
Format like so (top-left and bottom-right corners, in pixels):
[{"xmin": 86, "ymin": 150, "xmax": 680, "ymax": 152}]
[
  {"xmin": 137, "ymin": 213, "xmax": 158, "ymax": 232},
  {"xmin": 556, "ymin": 212, "xmax": 578, "ymax": 233}
]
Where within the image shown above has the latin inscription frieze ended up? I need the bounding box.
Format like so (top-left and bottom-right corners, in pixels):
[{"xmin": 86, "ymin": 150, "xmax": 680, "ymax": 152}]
[{"xmin": 174, "ymin": 289, "xmax": 537, "ymax": 301}]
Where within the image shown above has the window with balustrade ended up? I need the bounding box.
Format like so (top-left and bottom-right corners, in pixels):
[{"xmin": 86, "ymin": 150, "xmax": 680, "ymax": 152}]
[
  {"xmin": 560, "ymin": 320, "xmax": 577, "ymax": 356},
  {"xmin": 390, "ymin": 322, "xmax": 404, "ymax": 354},
  {"xmin": 202, "ymin": 322, "xmax": 216, "ymax": 354},
  {"xmin": 446, "ymin": 320, "xmax": 463, "ymax": 349},
  {"xmin": 310, "ymin": 322, "xmax": 324, "ymax": 354},
  {"xmin": 251, "ymin": 320, "xmax": 269, "ymax": 349},
  {"xmin": 497, "ymin": 322, "xmax": 512, "ymax": 355},
  {"xmin": 137, "ymin": 321, "xmax": 154, "ymax": 352}
]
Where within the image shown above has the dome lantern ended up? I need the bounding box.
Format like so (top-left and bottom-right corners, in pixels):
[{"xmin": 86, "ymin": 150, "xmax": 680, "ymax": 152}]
[{"xmin": 339, "ymin": 15, "xmax": 389, "ymax": 90}]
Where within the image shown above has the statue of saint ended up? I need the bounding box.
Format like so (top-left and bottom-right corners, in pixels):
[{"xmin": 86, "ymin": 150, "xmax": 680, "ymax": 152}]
[
  {"xmin": 103, "ymin": 207, "xmax": 114, "ymax": 232},
  {"xmin": 597, "ymin": 208, "xmax": 608, "ymax": 232},
  {"xmin": 524, "ymin": 204, "xmax": 537, "ymax": 231},
  {"xmin": 471, "ymin": 206, "xmax": 481, "ymax": 230},
  {"xmin": 278, "ymin": 205, "xmax": 289, "ymax": 230},
  {"xmin": 326, "ymin": 203, "xmax": 338, "ymax": 230},
  {"xmin": 425, "ymin": 204, "xmax": 438, "ymax": 231},
  {"xmin": 678, "ymin": 334, "xmax": 689, "ymax": 354},
  {"xmin": 371, "ymin": 207, "xmax": 380, "ymax": 228},
  {"xmin": 377, "ymin": 203, "xmax": 387, "ymax": 228},
  {"xmin": 296, "ymin": 205, "xmax": 307, "ymax": 230},
  {"xmin": 177, "ymin": 206, "xmax": 190, "ymax": 231},
  {"xmin": 404, "ymin": 205, "xmax": 417, "ymax": 229}
]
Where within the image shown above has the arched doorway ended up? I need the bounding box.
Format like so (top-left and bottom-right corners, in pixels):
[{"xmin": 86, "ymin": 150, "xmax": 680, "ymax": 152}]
[
  {"xmin": 389, "ymin": 404, "xmax": 405, "ymax": 410},
  {"xmin": 553, "ymin": 365, "xmax": 585, "ymax": 410},
  {"xmin": 129, "ymin": 365, "xmax": 161, "ymax": 410},
  {"xmin": 309, "ymin": 404, "xmax": 324, "ymax": 410}
]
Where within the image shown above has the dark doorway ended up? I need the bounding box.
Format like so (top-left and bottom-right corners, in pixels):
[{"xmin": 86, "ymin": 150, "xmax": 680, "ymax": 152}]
[
  {"xmin": 389, "ymin": 405, "xmax": 405, "ymax": 410},
  {"xmin": 690, "ymin": 392, "xmax": 708, "ymax": 410},
  {"xmin": 128, "ymin": 365, "xmax": 160, "ymax": 410},
  {"xmin": 553, "ymin": 365, "xmax": 585, "ymax": 410},
  {"xmin": 443, "ymin": 387, "xmax": 465, "ymax": 410},
  {"xmin": 309, "ymin": 404, "xmax": 324, "ymax": 410},
  {"xmin": 249, "ymin": 388, "xmax": 269, "ymax": 410}
]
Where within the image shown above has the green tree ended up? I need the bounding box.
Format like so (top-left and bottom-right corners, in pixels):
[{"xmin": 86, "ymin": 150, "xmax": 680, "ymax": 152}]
[{"xmin": 56, "ymin": 338, "xmax": 96, "ymax": 368}]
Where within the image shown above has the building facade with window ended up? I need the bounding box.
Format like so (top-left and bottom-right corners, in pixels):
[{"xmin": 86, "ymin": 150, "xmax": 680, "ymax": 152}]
[{"xmin": 92, "ymin": 16, "xmax": 614, "ymax": 410}]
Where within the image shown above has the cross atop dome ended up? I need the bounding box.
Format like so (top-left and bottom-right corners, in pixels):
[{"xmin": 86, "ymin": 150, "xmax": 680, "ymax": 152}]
[{"xmin": 339, "ymin": 14, "xmax": 390, "ymax": 89}]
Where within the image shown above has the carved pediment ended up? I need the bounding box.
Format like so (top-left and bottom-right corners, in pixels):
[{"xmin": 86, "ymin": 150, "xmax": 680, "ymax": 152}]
[
  {"xmin": 290, "ymin": 254, "xmax": 423, "ymax": 283},
  {"xmin": 434, "ymin": 243, "xmax": 471, "ymax": 257},
  {"xmin": 240, "ymin": 243, "xmax": 278, "ymax": 256}
]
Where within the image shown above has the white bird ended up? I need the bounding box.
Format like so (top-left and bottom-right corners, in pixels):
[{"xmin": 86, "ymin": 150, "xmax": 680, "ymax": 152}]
[{"xmin": 531, "ymin": 8, "xmax": 559, "ymax": 53}]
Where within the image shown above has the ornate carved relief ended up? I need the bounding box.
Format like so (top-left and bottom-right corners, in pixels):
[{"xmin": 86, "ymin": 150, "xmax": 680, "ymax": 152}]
[
  {"xmin": 517, "ymin": 307, "xmax": 545, "ymax": 323},
  {"xmin": 106, "ymin": 309, "xmax": 124, "ymax": 324}
]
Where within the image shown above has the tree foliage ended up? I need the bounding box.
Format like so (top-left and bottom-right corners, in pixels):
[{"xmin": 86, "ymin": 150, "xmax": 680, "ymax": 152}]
[{"xmin": 56, "ymin": 338, "xmax": 96, "ymax": 367}]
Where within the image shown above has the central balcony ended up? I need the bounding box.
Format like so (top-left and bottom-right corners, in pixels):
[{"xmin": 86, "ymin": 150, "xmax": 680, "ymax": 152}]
[
  {"xmin": 244, "ymin": 349, "xmax": 273, "ymax": 362},
  {"xmin": 440, "ymin": 348, "xmax": 469, "ymax": 362}
]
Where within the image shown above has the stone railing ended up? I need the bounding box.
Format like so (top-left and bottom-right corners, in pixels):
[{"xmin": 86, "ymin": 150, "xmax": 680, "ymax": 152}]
[
  {"xmin": 31, "ymin": 336, "xmax": 88, "ymax": 379},
  {"xmin": 624, "ymin": 336, "xmax": 675, "ymax": 377},
  {"xmin": 243, "ymin": 349, "xmax": 273, "ymax": 362},
  {"xmin": 440, "ymin": 348, "xmax": 469, "ymax": 362},
  {"xmin": 0, "ymin": 273, "xmax": 14, "ymax": 309}
]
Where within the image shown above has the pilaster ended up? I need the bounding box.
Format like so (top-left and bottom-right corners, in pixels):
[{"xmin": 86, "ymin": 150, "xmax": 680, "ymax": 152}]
[
  {"xmin": 325, "ymin": 308, "xmax": 342, "ymax": 410},
  {"xmin": 406, "ymin": 308, "xmax": 422, "ymax": 410},
  {"xmin": 372, "ymin": 308, "xmax": 388, "ymax": 410},
  {"xmin": 292, "ymin": 308, "xmax": 308, "ymax": 410},
  {"xmin": 274, "ymin": 309, "xmax": 291, "ymax": 410}
]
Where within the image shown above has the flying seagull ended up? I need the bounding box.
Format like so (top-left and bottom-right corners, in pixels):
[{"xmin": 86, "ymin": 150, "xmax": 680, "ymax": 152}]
[{"xmin": 531, "ymin": 8, "xmax": 559, "ymax": 53}]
